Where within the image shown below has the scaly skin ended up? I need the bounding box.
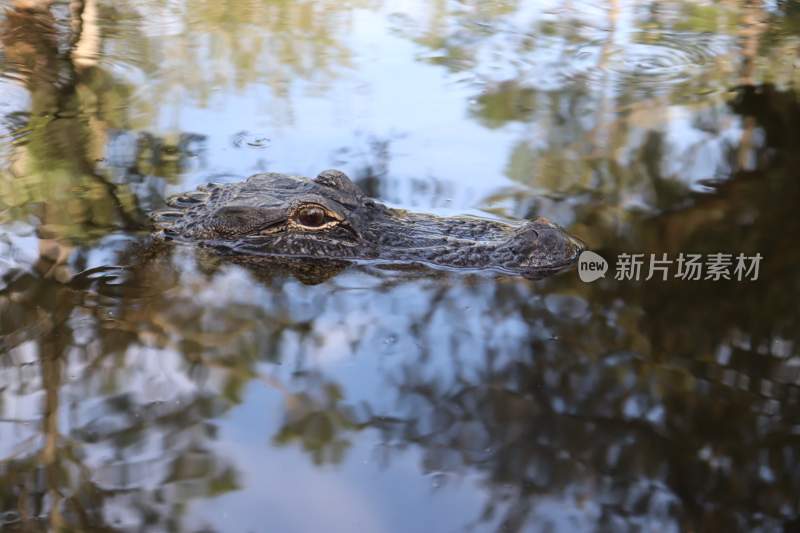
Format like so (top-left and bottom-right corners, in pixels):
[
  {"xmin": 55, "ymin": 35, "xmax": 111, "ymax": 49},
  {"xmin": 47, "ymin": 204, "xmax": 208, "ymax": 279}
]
[{"xmin": 150, "ymin": 170, "xmax": 584, "ymax": 278}]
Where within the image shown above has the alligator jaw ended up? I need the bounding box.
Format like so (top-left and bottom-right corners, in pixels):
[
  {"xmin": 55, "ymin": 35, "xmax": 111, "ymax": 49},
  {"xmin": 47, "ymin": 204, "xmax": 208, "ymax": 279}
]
[{"xmin": 368, "ymin": 214, "xmax": 584, "ymax": 277}]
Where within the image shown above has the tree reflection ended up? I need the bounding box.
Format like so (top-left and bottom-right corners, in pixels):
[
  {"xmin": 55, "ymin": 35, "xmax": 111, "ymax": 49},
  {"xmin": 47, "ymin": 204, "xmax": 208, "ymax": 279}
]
[
  {"xmin": 362, "ymin": 80, "xmax": 800, "ymax": 530},
  {"xmin": 97, "ymin": 0, "xmax": 373, "ymax": 124},
  {"xmin": 0, "ymin": 2, "xmax": 228, "ymax": 529},
  {"xmin": 1, "ymin": 0, "xmax": 800, "ymax": 531}
]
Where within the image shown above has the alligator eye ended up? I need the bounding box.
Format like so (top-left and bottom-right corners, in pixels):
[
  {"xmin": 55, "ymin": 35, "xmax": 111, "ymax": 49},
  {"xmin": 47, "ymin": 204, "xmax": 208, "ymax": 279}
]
[{"xmin": 296, "ymin": 205, "xmax": 328, "ymax": 228}]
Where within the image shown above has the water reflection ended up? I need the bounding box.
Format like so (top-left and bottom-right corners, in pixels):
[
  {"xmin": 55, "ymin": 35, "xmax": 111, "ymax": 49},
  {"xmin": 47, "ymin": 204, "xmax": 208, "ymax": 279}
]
[{"xmin": 1, "ymin": 0, "xmax": 800, "ymax": 531}]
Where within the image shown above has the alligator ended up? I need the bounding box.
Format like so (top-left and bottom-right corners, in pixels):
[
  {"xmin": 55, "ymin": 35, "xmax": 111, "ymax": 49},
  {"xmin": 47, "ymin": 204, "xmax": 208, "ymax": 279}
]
[{"xmin": 150, "ymin": 170, "xmax": 584, "ymax": 279}]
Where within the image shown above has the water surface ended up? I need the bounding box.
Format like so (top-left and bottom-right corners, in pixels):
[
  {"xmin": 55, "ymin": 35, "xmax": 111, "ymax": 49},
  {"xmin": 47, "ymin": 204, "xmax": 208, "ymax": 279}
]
[{"xmin": 1, "ymin": 0, "xmax": 799, "ymax": 531}]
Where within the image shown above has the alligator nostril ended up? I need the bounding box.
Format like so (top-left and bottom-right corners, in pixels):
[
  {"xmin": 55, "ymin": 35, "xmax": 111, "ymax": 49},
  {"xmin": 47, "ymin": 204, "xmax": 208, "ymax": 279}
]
[
  {"xmin": 516, "ymin": 222, "xmax": 540, "ymax": 239},
  {"xmin": 531, "ymin": 216, "xmax": 556, "ymax": 227}
]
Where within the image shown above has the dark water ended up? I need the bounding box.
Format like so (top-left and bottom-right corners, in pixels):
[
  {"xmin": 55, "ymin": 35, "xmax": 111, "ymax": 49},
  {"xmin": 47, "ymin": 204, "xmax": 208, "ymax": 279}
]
[{"xmin": 1, "ymin": 0, "xmax": 799, "ymax": 531}]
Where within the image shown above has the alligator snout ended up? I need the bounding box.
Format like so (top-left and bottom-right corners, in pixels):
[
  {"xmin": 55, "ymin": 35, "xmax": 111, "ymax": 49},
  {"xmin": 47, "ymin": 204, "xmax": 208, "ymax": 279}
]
[{"xmin": 505, "ymin": 217, "xmax": 585, "ymax": 272}]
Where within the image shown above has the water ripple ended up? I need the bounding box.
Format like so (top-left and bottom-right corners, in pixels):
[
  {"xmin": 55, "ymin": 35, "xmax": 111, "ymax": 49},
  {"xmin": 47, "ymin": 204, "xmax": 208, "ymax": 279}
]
[
  {"xmin": 564, "ymin": 32, "xmax": 731, "ymax": 88},
  {"xmin": 232, "ymin": 130, "xmax": 271, "ymax": 149}
]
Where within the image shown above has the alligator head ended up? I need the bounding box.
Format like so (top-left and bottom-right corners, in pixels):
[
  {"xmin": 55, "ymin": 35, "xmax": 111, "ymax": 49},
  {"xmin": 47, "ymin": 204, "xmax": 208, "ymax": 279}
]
[{"xmin": 151, "ymin": 170, "xmax": 584, "ymax": 278}]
